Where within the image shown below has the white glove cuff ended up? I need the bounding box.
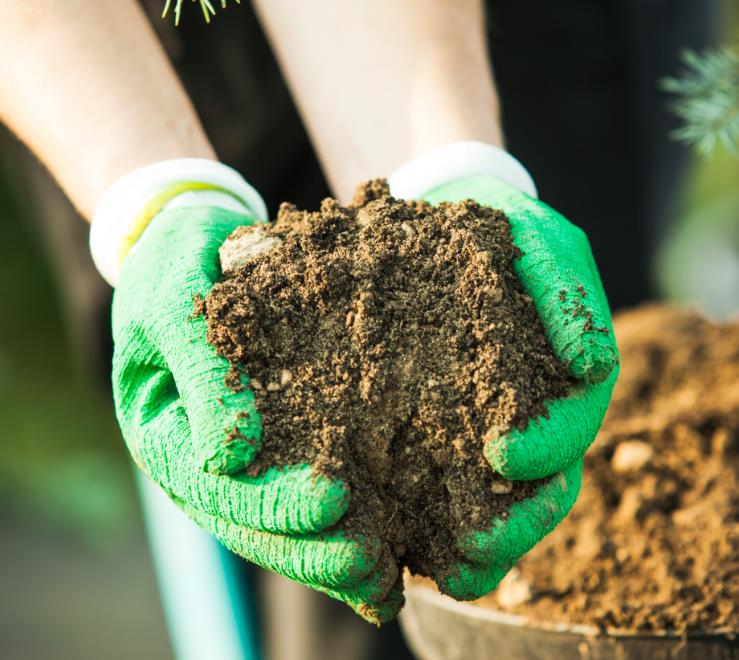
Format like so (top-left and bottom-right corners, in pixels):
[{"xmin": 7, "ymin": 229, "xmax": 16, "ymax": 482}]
[
  {"xmin": 90, "ymin": 158, "xmax": 268, "ymax": 287},
  {"xmin": 387, "ymin": 141, "xmax": 538, "ymax": 200}
]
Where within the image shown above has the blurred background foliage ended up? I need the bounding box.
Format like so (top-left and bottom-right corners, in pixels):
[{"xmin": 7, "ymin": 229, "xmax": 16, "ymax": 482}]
[
  {"xmin": 655, "ymin": 123, "xmax": 739, "ymax": 317},
  {"xmin": 0, "ymin": 137, "xmax": 172, "ymax": 658},
  {"xmin": 654, "ymin": 7, "xmax": 739, "ymax": 317},
  {"xmin": 662, "ymin": 47, "xmax": 739, "ymax": 156},
  {"xmin": 0, "ymin": 154, "xmax": 133, "ymax": 545}
]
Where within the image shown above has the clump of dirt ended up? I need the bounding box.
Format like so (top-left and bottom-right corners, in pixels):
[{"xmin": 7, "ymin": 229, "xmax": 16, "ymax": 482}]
[
  {"xmin": 477, "ymin": 304, "xmax": 739, "ymax": 635},
  {"xmin": 200, "ymin": 180, "xmax": 571, "ymax": 586}
]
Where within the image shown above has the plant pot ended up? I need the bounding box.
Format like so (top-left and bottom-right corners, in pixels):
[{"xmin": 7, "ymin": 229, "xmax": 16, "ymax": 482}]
[{"xmin": 399, "ymin": 577, "xmax": 738, "ymax": 660}]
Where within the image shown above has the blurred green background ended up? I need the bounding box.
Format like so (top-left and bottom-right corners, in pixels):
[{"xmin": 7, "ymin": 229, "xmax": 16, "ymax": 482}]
[
  {"xmin": 0, "ymin": 140, "xmax": 173, "ymax": 658},
  {"xmin": 656, "ymin": 138, "xmax": 739, "ymax": 318},
  {"xmin": 0, "ymin": 8, "xmax": 736, "ymax": 660}
]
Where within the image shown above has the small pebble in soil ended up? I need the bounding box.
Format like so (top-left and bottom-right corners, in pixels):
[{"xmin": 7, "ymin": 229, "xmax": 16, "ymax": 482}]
[
  {"xmin": 495, "ymin": 569, "xmax": 533, "ymax": 608},
  {"xmin": 610, "ymin": 440, "xmax": 654, "ymax": 473},
  {"xmin": 219, "ymin": 224, "xmax": 282, "ymax": 275},
  {"xmin": 490, "ymin": 480, "xmax": 514, "ymax": 494}
]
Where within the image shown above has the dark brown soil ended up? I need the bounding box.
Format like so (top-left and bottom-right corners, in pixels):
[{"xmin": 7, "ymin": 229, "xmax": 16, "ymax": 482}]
[
  {"xmin": 200, "ymin": 180, "xmax": 571, "ymax": 583},
  {"xmin": 477, "ymin": 304, "xmax": 739, "ymax": 635}
]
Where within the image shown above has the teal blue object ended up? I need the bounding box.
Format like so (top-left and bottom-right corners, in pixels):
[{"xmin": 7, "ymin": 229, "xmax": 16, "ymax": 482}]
[{"xmin": 217, "ymin": 542, "xmax": 262, "ymax": 660}]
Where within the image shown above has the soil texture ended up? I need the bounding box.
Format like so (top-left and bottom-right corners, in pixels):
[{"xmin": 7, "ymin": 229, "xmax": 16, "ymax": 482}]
[
  {"xmin": 477, "ymin": 304, "xmax": 739, "ymax": 635},
  {"xmin": 200, "ymin": 180, "xmax": 571, "ymax": 584}
]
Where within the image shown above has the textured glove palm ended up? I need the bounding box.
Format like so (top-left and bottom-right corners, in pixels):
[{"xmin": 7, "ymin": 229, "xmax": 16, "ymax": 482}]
[
  {"xmin": 113, "ymin": 206, "xmax": 401, "ymax": 624},
  {"xmin": 419, "ymin": 175, "xmax": 619, "ymax": 600}
]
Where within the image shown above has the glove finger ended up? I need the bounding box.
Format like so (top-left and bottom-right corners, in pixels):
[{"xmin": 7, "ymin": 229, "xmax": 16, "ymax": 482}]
[
  {"xmin": 186, "ymin": 502, "xmax": 383, "ymax": 589},
  {"xmin": 113, "ymin": 348, "xmax": 349, "ymax": 533},
  {"xmin": 458, "ymin": 460, "xmax": 582, "ymax": 566},
  {"xmin": 508, "ymin": 203, "xmax": 617, "ymax": 384},
  {"xmin": 315, "ymin": 551, "xmax": 404, "ymax": 625},
  {"xmin": 125, "ymin": 206, "xmax": 262, "ymax": 476},
  {"xmin": 165, "ymin": 319, "xmax": 263, "ymax": 476},
  {"xmin": 431, "ymin": 559, "xmax": 514, "ymax": 602},
  {"xmin": 484, "ymin": 371, "xmax": 617, "ymax": 480},
  {"xmin": 422, "ymin": 175, "xmax": 618, "ymax": 384}
]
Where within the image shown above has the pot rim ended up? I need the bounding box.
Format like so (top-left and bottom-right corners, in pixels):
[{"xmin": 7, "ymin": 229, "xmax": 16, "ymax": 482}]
[{"xmin": 404, "ymin": 579, "xmax": 737, "ymax": 641}]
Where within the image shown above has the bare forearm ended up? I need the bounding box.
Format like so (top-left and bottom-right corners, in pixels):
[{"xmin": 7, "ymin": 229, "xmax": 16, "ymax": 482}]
[
  {"xmin": 0, "ymin": 0, "xmax": 213, "ymax": 219},
  {"xmin": 254, "ymin": 0, "xmax": 503, "ymax": 201}
]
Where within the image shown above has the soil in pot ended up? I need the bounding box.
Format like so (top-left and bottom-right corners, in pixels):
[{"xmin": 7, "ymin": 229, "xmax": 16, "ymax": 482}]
[
  {"xmin": 477, "ymin": 304, "xmax": 739, "ymax": 636},
  {"xmin": 197, "ymin": 180, "xmax": 573, "ymax": 593}
]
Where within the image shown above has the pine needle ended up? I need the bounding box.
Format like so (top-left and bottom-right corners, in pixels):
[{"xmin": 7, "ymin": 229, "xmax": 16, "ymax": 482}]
[
  {"xmin": 162, "ymin": 0, "xmax": 240, "ymax": 26},
  {"xmin": 661, "ymin": 46, "xmax": 739, "ymax": 157}
]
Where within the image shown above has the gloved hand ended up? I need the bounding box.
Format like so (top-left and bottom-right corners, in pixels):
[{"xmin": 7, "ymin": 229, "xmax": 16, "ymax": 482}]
[
  {"xmin": 91, "ymin": 160, "xmax": 401, "ymax": 624},
  {"xmin": 389, "ymin": 143, "xmax": 620, "ymax": 600}
]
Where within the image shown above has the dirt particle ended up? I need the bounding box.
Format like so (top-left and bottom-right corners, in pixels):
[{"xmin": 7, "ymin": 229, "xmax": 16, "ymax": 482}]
[{"xmin": 191, "ymin": 293, "xmax": 206, "ymax": 319}]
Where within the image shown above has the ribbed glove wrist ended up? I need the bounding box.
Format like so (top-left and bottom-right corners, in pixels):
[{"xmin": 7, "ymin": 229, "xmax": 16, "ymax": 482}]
[
  {"xmin": 388, "ymin": 141, "xmax": 537, "ymax": 200},
  {"xmin": 90, "ymin": 158, "xmax": 268, "ymax": 286}
]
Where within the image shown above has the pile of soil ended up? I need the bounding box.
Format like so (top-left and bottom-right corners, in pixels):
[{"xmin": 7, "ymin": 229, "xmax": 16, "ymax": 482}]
[
  {"xmin": 199, "ymin": 180, "xmax": 572, "ymax": 584},
  {"xmin": 477, "ymin": 304, "xmax": 739, "ymax": 635}
]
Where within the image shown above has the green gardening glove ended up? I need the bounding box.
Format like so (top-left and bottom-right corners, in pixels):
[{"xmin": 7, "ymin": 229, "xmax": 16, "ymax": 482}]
[
  {"xmin": 92, "ymin": 160, "xmax": 401, "ymax": 624},
  {"xmin": 389, "ymin": 144, "xmax": 619, "ymax": 600}
]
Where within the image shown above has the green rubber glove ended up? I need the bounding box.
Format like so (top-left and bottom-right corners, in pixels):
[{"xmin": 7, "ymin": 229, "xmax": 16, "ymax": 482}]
[
  {"xmin": 420, "ymin": 174, "xmax": 619, "ymax": 600},
  {"xmin": 113, "ymin": 204, "xmax": 401, "ymax": 623}
]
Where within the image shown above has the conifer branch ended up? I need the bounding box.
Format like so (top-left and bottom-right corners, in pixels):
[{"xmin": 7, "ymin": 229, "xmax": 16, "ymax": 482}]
[{"xmin": 661, "ymin": 47, "xmax": 739, "ymax": 156}]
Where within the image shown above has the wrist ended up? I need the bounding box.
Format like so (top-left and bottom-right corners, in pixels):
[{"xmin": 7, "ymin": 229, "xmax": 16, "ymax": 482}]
[
  {"xmin": 407, "ymin": 85, "xmax": 505, "ymax": 161},
  {"xmin": 388, "ymin": 141, "xmax": 537, "ymax": 201},
  {"xmin": 90, "ymin": 158, "xmax": 267, "ymax": 287}
]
